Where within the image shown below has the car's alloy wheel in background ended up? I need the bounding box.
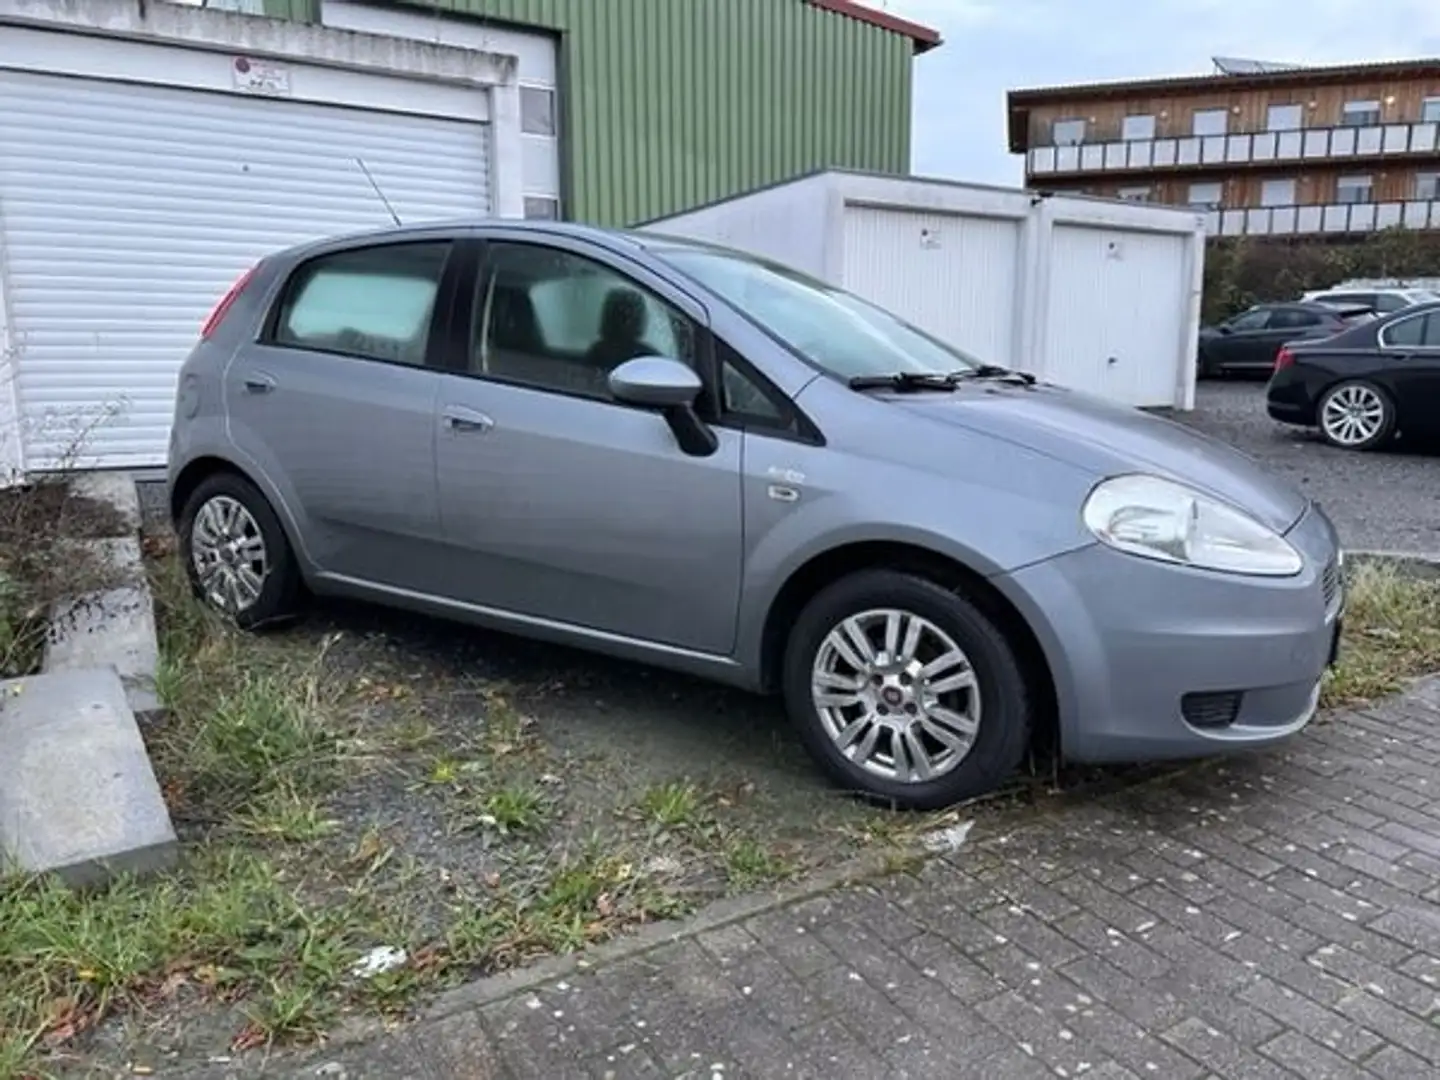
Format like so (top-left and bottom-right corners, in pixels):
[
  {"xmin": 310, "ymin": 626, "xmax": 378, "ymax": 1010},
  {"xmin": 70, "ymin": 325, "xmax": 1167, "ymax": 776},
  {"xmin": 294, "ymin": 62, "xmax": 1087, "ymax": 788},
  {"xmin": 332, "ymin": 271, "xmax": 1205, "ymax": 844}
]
[
  {"xmin": 1317, "ymin": 379, "xmax": 1395, "ymax": 452},
  {"xmin": 179, "ymin": 472, "xmax": 302, "ymax": 630},
  {"xmin": 782, "ymin": 570, "xmax": 1032, "ymax": 810}
]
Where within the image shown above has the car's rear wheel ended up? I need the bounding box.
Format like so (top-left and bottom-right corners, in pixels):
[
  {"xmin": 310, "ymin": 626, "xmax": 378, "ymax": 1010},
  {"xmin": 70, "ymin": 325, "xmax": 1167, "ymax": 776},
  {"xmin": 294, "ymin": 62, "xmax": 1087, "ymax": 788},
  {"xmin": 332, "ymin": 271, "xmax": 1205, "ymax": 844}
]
[
  {"xmin": 781, "ymin": 570, "xmax": 1033, "ymax": 810},
  {"xmin": 1317, "ymin": 379, "xmax": 1395, "ymax": 451},
  {"xmin": 178, "ymin": 472, "xmax": 302, "ymax": 630}
]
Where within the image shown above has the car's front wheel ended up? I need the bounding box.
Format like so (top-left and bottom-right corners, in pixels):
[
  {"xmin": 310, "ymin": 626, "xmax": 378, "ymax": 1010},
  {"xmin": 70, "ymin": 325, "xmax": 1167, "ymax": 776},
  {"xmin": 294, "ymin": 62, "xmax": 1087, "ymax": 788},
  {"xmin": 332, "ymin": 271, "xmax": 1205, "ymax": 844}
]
[
  {"xmin": 178, "ymin": 471, "xmax": 302, "ymax": 630},
  {"xmin": 1317, "ymin": 379, "xmax": 1395, "ymax": 451},
  {"xmin": 782, "ymin": 570, "xmax": 1033, "ymax": 810}
]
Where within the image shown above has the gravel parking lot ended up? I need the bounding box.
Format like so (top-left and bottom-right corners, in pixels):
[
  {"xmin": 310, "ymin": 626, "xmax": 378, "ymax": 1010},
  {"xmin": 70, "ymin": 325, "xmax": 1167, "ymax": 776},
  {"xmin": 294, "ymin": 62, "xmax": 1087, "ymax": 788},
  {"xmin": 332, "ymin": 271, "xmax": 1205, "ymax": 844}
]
[{"xmin": 1174, "ymin": 380, "xmax": 1440, "ymax": 555}]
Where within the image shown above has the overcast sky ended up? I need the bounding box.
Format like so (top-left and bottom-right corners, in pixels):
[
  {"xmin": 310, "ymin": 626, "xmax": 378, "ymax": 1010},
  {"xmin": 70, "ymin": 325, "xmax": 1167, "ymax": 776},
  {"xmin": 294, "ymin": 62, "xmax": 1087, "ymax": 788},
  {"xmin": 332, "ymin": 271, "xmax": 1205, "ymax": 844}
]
[{"xmin": 886, "ymin": 0, "xmax": 1440, "ymax": 187}]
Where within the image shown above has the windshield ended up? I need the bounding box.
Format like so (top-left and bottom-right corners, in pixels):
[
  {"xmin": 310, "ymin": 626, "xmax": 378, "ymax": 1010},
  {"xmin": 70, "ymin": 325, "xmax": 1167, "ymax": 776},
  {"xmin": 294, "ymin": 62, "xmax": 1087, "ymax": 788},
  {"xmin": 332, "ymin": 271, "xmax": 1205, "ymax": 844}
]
[{"xmin": 654, "ymin": 245, "xmax": 982, "ymax": 379}]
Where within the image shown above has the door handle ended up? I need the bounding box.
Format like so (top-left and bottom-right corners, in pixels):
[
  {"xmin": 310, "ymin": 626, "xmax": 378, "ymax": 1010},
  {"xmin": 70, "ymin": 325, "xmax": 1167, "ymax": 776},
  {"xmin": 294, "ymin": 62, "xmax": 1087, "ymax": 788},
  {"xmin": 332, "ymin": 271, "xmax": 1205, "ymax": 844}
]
[
  {"xmin": 442, "ymin": 405, "xmax": 494, "ymax": 433},
  {"xmin": 243, "ymin": 373, "xmax": 277, "ymax": 394}
]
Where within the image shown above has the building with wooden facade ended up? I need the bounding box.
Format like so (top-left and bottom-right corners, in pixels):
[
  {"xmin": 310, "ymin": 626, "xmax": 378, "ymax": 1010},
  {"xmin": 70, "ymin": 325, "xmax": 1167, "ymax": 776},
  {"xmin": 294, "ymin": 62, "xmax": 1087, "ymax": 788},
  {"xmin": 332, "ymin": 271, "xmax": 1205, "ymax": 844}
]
[{"xmin": 1007, "ymin": 57, "xmax": 1440, "ymax": 239}]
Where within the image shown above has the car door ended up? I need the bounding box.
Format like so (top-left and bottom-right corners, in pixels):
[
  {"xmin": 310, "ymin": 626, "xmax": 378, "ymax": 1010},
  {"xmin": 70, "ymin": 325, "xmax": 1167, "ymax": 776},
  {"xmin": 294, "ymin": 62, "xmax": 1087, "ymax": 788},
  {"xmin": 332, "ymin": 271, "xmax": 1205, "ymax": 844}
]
[
  {"xmin": 1212, "ymin": 307, "xmax": 1275, "ymax": 369},
  {"xmin": 431, "ymin": 235, "xmax": 745, "ymax": 656},
  {"xmin": 1380, "ymin": 309, "xmax": 1440, "ymax": 437},
  {"xmin": 226, "ymin": 238, "xmax": 458, "ymax": 591}
]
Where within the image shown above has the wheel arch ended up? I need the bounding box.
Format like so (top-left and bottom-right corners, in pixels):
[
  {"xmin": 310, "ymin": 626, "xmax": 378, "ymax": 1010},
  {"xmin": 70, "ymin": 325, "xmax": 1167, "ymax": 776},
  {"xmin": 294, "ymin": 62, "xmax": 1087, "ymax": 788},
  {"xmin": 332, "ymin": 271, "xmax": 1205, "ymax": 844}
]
[{"xmin": 757, "ymin": 540, "xmax": 1061, "ymax": 760}]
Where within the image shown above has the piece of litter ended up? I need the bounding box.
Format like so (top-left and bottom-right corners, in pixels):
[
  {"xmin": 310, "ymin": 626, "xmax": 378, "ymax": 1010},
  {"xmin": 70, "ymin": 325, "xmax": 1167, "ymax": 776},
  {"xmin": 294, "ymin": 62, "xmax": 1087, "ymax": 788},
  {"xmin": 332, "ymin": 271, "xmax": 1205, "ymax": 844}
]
[
  {"xmin": 351, "ymin": 946, "xmax": 407, "ymax": 979},
  {"xmin": 921, "ymin": 820, "xmax": 974, "ymax": 853}
]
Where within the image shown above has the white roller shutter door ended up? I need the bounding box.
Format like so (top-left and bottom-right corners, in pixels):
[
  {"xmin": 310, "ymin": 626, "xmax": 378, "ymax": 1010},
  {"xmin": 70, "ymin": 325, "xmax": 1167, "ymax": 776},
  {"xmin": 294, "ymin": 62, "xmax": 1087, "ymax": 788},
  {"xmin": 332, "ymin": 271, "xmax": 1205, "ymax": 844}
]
[{"xmin": 0, "ymin": 69, "xmax": 492, "ymax": 469}]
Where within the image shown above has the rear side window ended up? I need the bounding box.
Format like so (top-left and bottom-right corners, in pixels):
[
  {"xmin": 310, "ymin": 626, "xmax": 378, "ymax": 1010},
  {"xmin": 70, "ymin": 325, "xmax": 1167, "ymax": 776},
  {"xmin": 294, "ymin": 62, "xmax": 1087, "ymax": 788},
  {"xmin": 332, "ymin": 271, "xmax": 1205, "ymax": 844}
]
[
  {"xmin": 1382, "ymin": 312, "xmax": 1440, "ymax": 347},
  {"xmin": 1375, "ymin": 294, "xmax": 1408, "ymax": 313},
  {"xmin": 1269, "ymin": 309, "xmax": 1320, "ymax": 329},
  {"xmin": 271, "ymin": 242, "xmax": 451, "ymax": 366}
]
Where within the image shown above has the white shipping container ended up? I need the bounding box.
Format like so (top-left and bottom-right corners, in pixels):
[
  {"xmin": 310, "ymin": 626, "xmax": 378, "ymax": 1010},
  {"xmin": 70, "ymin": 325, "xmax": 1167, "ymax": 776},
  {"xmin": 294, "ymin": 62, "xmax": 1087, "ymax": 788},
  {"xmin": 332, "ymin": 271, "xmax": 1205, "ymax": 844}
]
[{"xmin": 644, "ymin": 170, "xmax": 1208, "ymax": 411}]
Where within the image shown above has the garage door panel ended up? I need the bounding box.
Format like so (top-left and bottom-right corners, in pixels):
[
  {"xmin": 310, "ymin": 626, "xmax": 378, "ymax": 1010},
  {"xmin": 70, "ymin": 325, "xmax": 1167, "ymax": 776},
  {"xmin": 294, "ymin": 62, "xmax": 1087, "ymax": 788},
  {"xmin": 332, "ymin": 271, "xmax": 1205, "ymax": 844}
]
[
  {"xmin": 841, "ymin": 205, "xmax": 1021, "ymax": 367},
  {"xmin": 0, "ymin": 68, "xmax": 493, "ymax": 469},
  {"xmin": 1043, "ymin": 225, "xmax": 1185, "ymax": 408}
]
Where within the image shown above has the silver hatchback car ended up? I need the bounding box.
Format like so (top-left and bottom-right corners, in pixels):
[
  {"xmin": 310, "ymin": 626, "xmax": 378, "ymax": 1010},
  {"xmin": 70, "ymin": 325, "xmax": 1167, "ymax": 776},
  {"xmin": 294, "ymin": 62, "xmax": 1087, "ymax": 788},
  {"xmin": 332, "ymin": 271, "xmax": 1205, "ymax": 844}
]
[{"xmin": 168, "ymin": 221, "xmax": 1344, "ymax": 810}]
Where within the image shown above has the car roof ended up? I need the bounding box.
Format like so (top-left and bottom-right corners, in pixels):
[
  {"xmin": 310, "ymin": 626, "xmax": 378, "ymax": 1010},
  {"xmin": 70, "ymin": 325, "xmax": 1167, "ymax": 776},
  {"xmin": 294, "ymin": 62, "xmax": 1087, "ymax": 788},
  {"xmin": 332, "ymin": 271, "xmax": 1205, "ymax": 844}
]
[{"xmin": 262, "ymin": 219, "xmax": 720, "ymax": 266}]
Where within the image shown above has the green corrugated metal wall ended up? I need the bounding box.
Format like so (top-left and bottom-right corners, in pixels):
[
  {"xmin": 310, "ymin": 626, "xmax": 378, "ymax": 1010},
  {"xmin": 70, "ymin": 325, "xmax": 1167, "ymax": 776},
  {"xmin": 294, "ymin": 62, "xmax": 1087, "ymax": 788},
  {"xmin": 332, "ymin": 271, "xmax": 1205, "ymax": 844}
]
[{"xmin": 260, "ymin": 0, "xmax": 916, "ymax": 225}]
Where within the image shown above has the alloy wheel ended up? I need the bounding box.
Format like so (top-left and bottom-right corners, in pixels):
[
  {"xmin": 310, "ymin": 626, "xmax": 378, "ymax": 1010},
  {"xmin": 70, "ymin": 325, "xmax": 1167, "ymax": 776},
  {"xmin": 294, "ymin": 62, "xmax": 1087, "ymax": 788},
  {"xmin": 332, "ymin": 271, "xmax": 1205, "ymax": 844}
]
[
  {"xmin": 810, "ymin": 607, "xmax": 982, "ymax": 784},
  {"xmin": 1320, "ymin": 384, "xmax": 1387, "ymax": 447},
  {"xmin": 191, "ymin": 494, "xmax": 269, "ymax": 614}
]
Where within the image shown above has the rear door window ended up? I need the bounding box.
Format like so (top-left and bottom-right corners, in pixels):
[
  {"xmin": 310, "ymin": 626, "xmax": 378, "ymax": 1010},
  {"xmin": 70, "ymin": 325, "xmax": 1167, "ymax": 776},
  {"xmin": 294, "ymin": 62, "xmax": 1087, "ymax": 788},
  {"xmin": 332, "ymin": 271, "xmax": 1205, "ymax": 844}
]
[
  {"xmin": 1382, "ymin": 312, "xmax": 1435, "ymax": 347},
  {"xmin": 271, "ymin": 242, "xmax": 452, "ymax": 366}
]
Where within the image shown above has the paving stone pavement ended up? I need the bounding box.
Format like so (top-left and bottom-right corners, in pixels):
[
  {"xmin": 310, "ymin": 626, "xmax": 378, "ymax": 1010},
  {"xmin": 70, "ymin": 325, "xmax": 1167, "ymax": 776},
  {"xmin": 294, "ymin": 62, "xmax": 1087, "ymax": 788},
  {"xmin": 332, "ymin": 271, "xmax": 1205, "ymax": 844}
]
[{"xmin": 298, "ymin": 679, "xmax": 1440, "ymax": 1080}]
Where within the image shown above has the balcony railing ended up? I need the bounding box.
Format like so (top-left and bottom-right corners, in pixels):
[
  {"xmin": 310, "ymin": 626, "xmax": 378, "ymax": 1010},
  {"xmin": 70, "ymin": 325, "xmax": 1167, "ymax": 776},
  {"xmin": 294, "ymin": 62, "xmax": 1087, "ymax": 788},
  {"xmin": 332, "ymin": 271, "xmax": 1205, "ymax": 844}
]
[
  {"xmin": 1200, "ymin": 198, "xmax": 1440, "ymax": 236},
  {"xmin": 1029, "ymin": 120, "xmax": 1440, "ymax": 176}
]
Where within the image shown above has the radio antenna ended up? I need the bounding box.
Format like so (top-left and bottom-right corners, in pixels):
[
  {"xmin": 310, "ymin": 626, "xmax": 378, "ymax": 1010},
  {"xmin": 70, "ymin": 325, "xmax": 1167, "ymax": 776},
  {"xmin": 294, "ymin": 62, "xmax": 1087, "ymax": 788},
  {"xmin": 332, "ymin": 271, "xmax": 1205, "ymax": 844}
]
[{"xmin": 356, "ymin": 157, "xmax": 402, "ymax": 226}]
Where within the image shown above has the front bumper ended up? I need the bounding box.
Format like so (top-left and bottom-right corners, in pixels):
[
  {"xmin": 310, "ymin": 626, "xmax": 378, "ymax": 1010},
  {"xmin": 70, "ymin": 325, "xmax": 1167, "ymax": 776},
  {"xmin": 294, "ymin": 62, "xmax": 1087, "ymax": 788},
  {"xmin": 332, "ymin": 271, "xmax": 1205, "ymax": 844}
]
[{"xmin": 1007, "ymin": 503, "xmax": 1342, "ymax": 764}]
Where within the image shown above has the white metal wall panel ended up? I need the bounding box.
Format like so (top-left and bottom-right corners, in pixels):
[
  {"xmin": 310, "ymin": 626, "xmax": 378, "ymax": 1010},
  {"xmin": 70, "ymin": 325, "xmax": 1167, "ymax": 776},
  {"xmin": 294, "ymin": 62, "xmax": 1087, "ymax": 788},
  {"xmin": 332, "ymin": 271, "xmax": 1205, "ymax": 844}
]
[
  {"xmin": 322, "ymin": 0, "xmax": 561, "ymax": 214},
  {"xmin": 0, "ymin": 69, "xmax": 492, "ymax": 469},
  {"xmin": 1041, "ymin": 225, "xmax": 1187, "ymax": 408},
  {"xmin": 840, "ymin": 205, "xmax": 1021, "ymax": 367}
]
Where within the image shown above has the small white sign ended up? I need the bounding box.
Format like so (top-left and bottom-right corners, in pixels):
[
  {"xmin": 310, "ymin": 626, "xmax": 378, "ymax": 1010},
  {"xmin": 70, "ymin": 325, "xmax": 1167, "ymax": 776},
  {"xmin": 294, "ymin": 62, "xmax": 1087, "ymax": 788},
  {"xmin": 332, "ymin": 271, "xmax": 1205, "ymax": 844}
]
[
  {"xmin": 919, "ymin": 228, "xmax": 941, "ymax": 250},
  {"xmin": 232, "ymin": 56, "xmax": 292, "ymax": 96}
]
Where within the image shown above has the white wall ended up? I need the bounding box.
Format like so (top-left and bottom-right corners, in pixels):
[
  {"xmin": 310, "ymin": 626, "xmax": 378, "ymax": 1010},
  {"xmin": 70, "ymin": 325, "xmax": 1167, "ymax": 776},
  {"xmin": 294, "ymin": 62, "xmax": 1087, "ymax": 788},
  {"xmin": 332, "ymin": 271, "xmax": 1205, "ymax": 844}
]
[
  {"xmin": 639, "ymin": 174, "xmax": 833, "ymax": 278},
  {"xmin": 649, "ymin": 171, "xmax": 1206, "ymax": 410},
  {"xmin": 322, "ymin": 0, "xmax": 560, "ymax": 219}
]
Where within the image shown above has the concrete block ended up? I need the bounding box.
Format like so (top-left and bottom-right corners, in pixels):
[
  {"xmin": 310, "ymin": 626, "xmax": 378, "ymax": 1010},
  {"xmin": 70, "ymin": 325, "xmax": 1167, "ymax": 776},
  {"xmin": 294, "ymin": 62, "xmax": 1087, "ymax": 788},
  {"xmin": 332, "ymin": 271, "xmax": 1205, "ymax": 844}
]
[
  {"xmin": 42, "ymin": 537, "xmax": 160, "ymax": 717},
  {"xmin": 0, "ymin": 667, "xmax": 177, "ymax": 887},
  {"xmin": 70, "ymin": 470, "xmax": 141, "ymax": 536}
]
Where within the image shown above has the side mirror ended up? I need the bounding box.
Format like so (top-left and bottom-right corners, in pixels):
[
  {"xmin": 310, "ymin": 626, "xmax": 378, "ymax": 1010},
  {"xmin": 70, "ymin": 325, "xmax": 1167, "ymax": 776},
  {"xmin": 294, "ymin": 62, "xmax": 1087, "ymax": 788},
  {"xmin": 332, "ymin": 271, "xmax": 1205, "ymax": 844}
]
[
  {"xmin": 608, "ymin": 356, "xmax": 717, "ymax": 458},
  {"xmin": 608, "ymin": 357, "xmax": 702, "ymax": 409},
  {"xmin": 1216, "ymin": 324, "xmax": 1233, "ymax": 335}
]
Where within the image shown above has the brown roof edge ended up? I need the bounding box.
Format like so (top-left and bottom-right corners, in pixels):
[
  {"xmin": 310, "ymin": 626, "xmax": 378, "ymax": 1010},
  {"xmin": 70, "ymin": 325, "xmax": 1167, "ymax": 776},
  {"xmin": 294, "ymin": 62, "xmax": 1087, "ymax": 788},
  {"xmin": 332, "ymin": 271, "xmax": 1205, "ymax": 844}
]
[
  {"xmin": 804, "ymin": 0, "xmax": 943, "ymax": 53},
  {"xmin": 1008, "ymin": 55, "xmax": 1440, "ymax": 106}
]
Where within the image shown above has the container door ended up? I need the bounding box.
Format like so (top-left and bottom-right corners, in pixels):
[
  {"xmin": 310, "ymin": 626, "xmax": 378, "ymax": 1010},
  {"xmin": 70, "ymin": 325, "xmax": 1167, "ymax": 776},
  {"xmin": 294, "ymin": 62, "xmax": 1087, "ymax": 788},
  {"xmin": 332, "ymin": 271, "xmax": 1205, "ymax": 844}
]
[
  {"xmin": 841, "ymin": 205, "xmax": 1022, "ymax": 368},
  {"xmin": 1042, "ymin": 224, "xmax": 1189, "ymax": 408}
]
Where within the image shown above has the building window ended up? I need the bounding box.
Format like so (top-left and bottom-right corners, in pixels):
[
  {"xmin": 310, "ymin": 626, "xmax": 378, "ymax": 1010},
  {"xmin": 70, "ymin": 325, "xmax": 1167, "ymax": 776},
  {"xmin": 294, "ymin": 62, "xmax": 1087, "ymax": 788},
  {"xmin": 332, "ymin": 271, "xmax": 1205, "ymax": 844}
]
[
  {"xmin": 1341, "ymin": 100, "xmax": 1381, "ymax": 127},
  {"xmin": 1260, "ymin": 178, "xmax": 1297, "ymax": 207},
  {"xmin": 1192, "ymin": 109, "xmax": 1229, "ymax": 136},
  {"xmin": 1266, "ymin": 104, "xmax": 1303, "ymax": 131},
  {"xmin": 1121, "ymin": 115, "xmax": 1155, "ymax": 141},
  {"xmin": 1052, "ymin": 118, "xmax": 1086, "ymax": 146},
  {"xmin": 1187, "ymin": 181, "xmax": 1223, "ymax": 209},
  {"xmin": 520, "ymin": 86, "xmax": 557, "ymax": 137},
  {"xmin": 1336, "ymin": 175, "xmax": 1373, "ymax": 203},
  {"xmin": 1117, "ymin": 185, "xmax": 1152, "ymax": 201},
  {"xmin": 1424, "ymin": 98, "xmax": 1440, "ymax": 123},
  {"xmin": 1418, "ymin": 172, "xmax": 1440, "ymax": 200},
  {"xmin": 523, "ymin": 196, "xmax": 561, "ymax": 220}
]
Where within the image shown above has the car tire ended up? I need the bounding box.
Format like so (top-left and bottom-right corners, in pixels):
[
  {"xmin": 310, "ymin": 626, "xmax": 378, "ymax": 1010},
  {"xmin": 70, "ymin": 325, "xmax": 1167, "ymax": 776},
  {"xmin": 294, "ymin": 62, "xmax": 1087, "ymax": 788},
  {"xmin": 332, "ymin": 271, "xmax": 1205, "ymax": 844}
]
[
  {"xmin": 1316, "ymin": 379, "xmax": 1396, "ymax": 452},
  {"xmin": 781, "ymin": 570, "xmax": 1033, "ymax": 811},
  {"xmin": 178, "ymin": 471, "xmax": 303, "ymax": 630},
  {"xmin": 1197, "ymin": 350, "xmax": 1219, "ymax": 380}
]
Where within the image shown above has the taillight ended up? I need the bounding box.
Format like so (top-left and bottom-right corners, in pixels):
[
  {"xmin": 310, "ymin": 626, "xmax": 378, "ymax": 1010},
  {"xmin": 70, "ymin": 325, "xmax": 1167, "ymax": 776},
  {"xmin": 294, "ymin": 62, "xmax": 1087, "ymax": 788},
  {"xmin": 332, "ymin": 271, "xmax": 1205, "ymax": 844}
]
[
  {"xmin": 1274, "ymin": 346, "xmax": 1295, "ymax": 371},
  {"xmin": 200, "ymin": 265, "xmax": 258, "ymax": 340}
]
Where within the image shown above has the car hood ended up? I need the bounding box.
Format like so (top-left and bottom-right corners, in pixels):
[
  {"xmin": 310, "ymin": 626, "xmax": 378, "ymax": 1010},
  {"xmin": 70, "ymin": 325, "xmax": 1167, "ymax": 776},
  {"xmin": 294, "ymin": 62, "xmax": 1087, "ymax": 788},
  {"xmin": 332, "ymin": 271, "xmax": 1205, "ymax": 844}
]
[{"xmin": 894, "ymin": 382, "xmax": 1309, "ymax": 533}]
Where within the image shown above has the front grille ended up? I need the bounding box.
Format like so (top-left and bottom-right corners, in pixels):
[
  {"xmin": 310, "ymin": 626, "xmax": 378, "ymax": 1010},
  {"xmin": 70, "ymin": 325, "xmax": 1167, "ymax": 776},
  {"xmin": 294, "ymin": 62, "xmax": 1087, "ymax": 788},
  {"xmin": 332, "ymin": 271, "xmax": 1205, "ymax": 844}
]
[
  {"xmin": 1321, "ymin": 556, "xmax": 1342, "ymax": 612},
  {"xmin": 1182, "ymin": 691, "xmax": 1243, "ymax": 729}
]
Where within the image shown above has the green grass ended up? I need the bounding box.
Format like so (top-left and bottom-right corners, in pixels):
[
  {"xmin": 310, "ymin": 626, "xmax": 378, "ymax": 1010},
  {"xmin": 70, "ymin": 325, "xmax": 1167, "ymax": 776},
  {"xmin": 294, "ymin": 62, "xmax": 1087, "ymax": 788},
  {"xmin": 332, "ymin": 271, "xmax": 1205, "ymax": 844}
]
[{"xmin": 1323, "ymin": 559, "xmax": 1440, "ymax": 708}]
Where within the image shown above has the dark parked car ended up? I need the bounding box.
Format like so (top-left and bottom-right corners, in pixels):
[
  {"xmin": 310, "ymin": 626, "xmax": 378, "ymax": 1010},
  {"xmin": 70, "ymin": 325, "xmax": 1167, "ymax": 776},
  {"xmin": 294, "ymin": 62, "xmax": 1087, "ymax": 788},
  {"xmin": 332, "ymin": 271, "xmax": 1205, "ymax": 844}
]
[
  {"xmin": 1198, "ymin": 302, "xmax": 1372, "ymax": 378},
  {"xmin": 1267, "ymin": 300, "xmax": 1440, "ymax": 451}
]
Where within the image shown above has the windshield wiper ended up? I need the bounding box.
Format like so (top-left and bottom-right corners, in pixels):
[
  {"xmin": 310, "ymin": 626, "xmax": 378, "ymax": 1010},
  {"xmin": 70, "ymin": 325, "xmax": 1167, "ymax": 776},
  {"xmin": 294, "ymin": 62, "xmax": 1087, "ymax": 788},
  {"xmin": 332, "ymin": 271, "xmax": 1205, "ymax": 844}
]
[
  {"xmin": 848, "ymin": 365, "xmax": 1037, "ymax": 392},
  {"xmin": 953, "ymin": 364, "xmax": 1037, "ymax": 386},
  {"xmin": 847, "ymin": 372, "xmax": 961, "ymax": 391}
]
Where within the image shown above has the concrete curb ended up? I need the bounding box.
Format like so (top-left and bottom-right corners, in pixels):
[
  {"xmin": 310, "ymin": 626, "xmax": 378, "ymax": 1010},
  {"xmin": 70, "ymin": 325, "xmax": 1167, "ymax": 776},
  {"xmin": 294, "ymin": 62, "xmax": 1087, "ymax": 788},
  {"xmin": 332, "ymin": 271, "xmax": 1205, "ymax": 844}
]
[
  {"xmin": 298, "ymin": 849, "xmax": 904, "ymax": 1058},
  {"xmin": 41, "ymin": 472, "xmax": 161, "ymax": 716},
  {"xmin": 1, "ymin": 471, "xmax": 176, "ymax": 886},
  {"xmin": 1346, "ymin": 549, "xmax": 1440, "ymax": 578}
]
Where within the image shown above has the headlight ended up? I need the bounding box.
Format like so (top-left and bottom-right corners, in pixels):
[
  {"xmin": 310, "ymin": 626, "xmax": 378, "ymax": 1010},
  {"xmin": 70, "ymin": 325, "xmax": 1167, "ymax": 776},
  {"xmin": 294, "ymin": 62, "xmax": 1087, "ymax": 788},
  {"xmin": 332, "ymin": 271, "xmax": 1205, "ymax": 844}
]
[{"xmin": 1082, "ymin": 474, "xmax": 1303, "ymax": 577}]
